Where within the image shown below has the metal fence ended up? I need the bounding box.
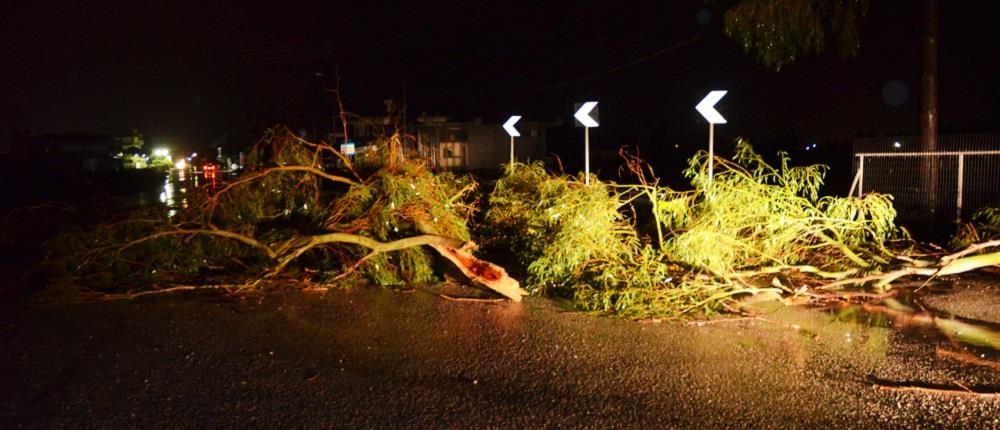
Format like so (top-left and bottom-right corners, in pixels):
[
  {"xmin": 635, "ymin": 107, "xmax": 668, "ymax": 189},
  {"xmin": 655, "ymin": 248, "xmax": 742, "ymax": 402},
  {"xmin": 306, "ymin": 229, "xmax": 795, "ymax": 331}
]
[
  {"xmin": 850, "ymin": 134, "xmax": 1000, "ymax": 231},
  {"xmin": 850, "ymin": 149, "xmax": 1000, "ymax": 221}
]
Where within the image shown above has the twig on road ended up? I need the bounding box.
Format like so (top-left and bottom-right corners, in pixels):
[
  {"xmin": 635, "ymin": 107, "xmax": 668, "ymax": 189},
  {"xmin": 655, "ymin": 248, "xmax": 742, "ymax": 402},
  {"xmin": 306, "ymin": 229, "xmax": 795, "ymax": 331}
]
[
  {"xmin": 100, "ymin": 284, "xmax": 240, "ymax": 300},
  {"xmin": 936, "ymin": 347, "xmax": 1000, "ymax": 371},
  {"xmin": 873, "ymin": 383, "xmax": 1000, "ymax": 398},
  {"xmin": 439, "ymin": 294, "xmax": 507, "ymax": 303}
]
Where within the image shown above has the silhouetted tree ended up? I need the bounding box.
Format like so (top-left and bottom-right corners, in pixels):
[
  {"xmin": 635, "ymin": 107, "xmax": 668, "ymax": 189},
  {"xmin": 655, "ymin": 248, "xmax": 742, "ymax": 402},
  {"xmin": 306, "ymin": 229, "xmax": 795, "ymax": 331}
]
[{"xmin": 718, "ymin": 0, "xmax": 869, "ymax": 71}]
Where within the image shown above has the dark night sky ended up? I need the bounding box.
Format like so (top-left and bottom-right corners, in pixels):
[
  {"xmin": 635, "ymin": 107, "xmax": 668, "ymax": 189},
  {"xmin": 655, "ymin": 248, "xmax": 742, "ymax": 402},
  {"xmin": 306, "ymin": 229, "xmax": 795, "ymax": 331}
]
[{"xmin": 2, "ymin": 1, "xmax": 999, "ymax": 164}]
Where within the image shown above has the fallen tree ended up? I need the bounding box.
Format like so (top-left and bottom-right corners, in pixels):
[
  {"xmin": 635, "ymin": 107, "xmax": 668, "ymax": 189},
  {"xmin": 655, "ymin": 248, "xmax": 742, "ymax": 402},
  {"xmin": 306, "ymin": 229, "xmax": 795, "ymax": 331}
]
[
  {"xmin": 31, "ymin": 129, "xmax": 996, "ymax": 316},
  {"xmin": 35, "ymin": 126, "xmax": 526, "ymax": 301},
  {"xmin": 480, "ymin": 140, "xmax": 1000, "ymax": 318}
]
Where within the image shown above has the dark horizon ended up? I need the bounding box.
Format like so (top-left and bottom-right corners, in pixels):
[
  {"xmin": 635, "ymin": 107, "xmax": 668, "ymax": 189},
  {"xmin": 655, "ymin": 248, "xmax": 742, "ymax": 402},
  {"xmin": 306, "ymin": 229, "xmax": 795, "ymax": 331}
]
[{"xmin": 3, "ymin": 1, "xmax": 999, "ymax": 164}]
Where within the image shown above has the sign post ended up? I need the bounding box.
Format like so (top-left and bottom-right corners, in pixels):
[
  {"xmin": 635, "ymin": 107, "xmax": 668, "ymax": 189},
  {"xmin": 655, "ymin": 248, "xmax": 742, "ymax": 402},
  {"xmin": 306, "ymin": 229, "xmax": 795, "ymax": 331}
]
[
  {"xmin": 695, "ymin": 90, "xmax": 728, "ymax": 185},
  {"xmin": 573, "ymin": 101, "xmax": 599, "ymax": 186},
  {"xmin": 502, "ymin": 115, "xmax": 522, "ymax": 171}
]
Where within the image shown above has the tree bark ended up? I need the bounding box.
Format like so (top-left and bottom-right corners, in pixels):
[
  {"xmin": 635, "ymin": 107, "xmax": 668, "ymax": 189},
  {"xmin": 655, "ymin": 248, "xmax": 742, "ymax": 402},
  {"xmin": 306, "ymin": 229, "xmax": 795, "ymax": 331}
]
[{"xmin": 266, "ymin": 232, "xmax": 527, "ymax": 301}]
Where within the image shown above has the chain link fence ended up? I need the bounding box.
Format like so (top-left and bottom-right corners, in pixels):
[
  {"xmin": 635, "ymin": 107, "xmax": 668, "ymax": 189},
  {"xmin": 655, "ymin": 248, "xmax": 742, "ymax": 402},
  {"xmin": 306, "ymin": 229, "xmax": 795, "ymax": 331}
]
[{"xmin": 852, "ymin": 134, "xmax": 1000, "ymax": 234}]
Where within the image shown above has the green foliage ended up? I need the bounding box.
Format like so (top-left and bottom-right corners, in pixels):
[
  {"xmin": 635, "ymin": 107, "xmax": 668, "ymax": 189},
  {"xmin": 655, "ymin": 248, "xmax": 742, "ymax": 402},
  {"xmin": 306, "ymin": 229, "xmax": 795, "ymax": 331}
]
[
  {"xmin": 38, "ymin": 124, "xmax": 911, "ymax": 319},
  {"xmin": 148, "ymin": 158, "xmax": 173, "ymax": 169},
  {"xmin": 35, "ymin": 126, "xmax": 478, "ymax": 293},
  {"xmin": 485, "ymin": 163, "xmax": 634, "ymax": 294},
  {"xmin": 521, "ymin": 175, "xmax": 639, "ymax": 295},
  {"xmin": 951, "ymin": 207, "xmax": 1000, "ymax": 250},
  {"xmin": 37, "ymin": 207, "xmax": 261, "ymax": 293},
  {"xmin": 665, "ymin": 139, "xmax": 896, "ymax": 274},
  {"xmin": 330, "ymin": 154, "xmax": 476, "ymax": 285},
  {"xmin": 486, "ymin": 162, "xmax": 689, "ymax": 317},
  {"xmin": 364, "ymin": 248, "xmax": 436, "ymax": 286},
  {"xmin": 201, "ymin": 129, "xmax": 328, "ymax": 244},
  {"xmin": 482, "ymin": 141, "xmax": 899, "ymax": 318},
  {"xmin": 479, "ymin": 162, "xmax": 555, "ymax": 273},
  {"xmin": 330, "ymin": 161, "xmax": 473, "ymax": 242},
  {"xmin": 721, "ymin": 0, "xmax": 869, "ymax": 70}
]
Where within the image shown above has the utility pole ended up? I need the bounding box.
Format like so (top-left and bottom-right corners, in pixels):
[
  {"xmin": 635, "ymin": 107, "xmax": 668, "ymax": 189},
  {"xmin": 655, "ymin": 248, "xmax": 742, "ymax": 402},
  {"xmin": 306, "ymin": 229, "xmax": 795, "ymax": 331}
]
[
  {"xmin": 315, "ymin": 71, "xmax": 338, "ymax": 142},
  {"xmin": 921, "ymin": 0, "xmax": 939, "ymax": 220},
  {"xmin": 327, "ymin": 42, "xmax": 338, "ymax": 143},
  {"xmin": 921, "ymin": 0, "xmax": 939, "ymax": 155}
]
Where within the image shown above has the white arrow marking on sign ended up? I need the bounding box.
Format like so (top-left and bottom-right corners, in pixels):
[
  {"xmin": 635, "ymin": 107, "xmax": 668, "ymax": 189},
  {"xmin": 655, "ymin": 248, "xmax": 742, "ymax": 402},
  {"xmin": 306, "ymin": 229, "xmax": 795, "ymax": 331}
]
[
  {"xmin": 695, "ymin": 90, "xmax": 728, "ymax": 124},
  {"xmin": 503, "ymin": 115, "xmax": 522, "ymax": 137},
  {"xmin": 574, "ymin": 101, "xmax": 599, "ymax": 128}
]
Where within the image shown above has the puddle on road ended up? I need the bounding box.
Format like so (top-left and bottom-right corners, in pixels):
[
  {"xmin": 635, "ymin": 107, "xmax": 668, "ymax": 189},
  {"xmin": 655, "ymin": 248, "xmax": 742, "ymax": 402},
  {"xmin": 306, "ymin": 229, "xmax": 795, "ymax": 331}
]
[
  {"xmin": 822, "ymin": 291, "xmax": 1000, "ymax": 356},
  {"xmin": 736, "ymin": 285, "xmax": 1000, "ymax": 373}
]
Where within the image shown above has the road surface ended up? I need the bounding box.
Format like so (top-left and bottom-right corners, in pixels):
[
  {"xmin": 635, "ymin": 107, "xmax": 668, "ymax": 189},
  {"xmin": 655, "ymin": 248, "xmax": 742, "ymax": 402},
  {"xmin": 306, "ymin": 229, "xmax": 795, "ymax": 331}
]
[{"xmin": 2, "ymin": 280, "xmax": 999, "ymax": 429}]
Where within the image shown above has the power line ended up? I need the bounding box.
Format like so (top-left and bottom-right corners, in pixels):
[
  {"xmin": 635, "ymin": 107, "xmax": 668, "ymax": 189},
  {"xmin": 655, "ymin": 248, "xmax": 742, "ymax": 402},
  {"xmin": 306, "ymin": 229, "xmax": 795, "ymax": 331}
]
[
  {"xmin": 410, "ymin": 31, "xmax": 714, "ymax": 99},
  {"xmin": 503, "ymin": 32, "xmax": 712, "ymax": 96}
]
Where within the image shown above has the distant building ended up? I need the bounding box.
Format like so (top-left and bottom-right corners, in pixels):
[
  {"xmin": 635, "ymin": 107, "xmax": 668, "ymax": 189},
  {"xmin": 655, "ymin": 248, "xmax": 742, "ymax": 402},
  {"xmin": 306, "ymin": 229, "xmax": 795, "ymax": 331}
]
[
  {"xmin": 346, "ymin": 113, "xmax": 561, "ymax": 170},
  {"xmin": 28, "ymin": 134, "xmax": 142, "ymax": 172}
]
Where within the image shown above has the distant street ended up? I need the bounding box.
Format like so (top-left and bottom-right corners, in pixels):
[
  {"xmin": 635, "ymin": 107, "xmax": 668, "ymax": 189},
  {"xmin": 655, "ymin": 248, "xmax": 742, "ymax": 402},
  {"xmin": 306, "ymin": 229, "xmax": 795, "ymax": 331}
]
[{"xmin": 2, "ymin": 281, "xmax": 999, "ymax": 429}]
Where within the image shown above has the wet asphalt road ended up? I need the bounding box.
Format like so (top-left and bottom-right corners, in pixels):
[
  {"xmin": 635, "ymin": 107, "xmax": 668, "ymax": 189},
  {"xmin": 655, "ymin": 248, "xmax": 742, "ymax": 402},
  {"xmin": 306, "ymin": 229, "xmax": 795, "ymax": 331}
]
[{"xmin": 2, "ymin": 280, "xmax": 1000, "ymax": 429}]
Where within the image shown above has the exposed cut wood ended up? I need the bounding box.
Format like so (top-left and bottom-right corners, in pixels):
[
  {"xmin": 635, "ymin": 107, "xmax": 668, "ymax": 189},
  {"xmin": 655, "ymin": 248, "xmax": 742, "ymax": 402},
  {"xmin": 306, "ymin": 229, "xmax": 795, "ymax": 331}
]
[{"xmin": 430, "ymin": 243, "xmax": 528, "ymax": 302}]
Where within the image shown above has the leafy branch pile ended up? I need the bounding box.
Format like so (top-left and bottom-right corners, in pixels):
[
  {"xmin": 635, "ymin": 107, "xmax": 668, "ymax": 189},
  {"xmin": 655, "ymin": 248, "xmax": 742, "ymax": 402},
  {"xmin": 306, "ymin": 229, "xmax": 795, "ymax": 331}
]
[
  {"xmin": 662, "ymin": 141, "xmax": 896, "ymax": 275},
  {"xmin": 482, "ymin": 163, "xmax": 676, "ymax": 317},
  {"xmin": 952, "ymin": 208, "xmax": 1000, "ymax": 249},
  {"xmin": 482, "ymin": 139, "xmax": 1000, "ymax": 318},
  {"xmin": 34, "ymin": 126, "xmax": 522, "ymax": 299},
  {"xmin": 32, "ymin": 126, "xmax": 999, "ymax": 318}
]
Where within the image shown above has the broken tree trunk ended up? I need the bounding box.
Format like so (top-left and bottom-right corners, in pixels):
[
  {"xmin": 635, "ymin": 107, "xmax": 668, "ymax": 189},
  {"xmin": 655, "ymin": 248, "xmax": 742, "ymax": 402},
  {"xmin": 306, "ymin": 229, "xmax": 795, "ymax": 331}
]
[
  {"xmin": 267, "ymin": 231, "xmax": 526, "ymax": 301},
  {"xmin": 429, "ymin": 243, "xmax": 529, "ymax": 302}
]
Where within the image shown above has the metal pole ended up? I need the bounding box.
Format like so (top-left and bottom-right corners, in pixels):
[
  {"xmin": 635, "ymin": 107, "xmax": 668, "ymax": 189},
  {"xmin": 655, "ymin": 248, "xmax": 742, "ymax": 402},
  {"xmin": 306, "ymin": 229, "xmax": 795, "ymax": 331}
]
[
  {"xmin": 708, "ymin": 123, "xmax": 714, "ymax": 185},
  {"xmin": 858, "ymin": 155, "xmax": 865, "ymax": 197},
  {"xmin": 510, "ymin": 135, "xmax": 515, "ymax": 171},
  {"xmin": 585, "ymin": 127, "xmax": 591, "ymax": 186},
  {"xmin": 847, "ymin": 166, "xmax": 862, "ymax": 197},
  {"xmin": 956, "ymin": 153, "xmax": 964, "ymax": 224}
]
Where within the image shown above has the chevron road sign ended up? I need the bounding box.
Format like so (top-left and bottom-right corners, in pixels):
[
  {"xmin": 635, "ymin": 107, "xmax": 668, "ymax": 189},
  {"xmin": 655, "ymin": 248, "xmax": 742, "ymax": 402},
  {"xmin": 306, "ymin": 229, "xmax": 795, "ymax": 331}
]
[
  {"xmin": 574, "ymin": 102, "xmax": 599, "ymax": 185},
  {"xmin": 695, "ymin": 91, "xmax": 728, "ymax": 184}
]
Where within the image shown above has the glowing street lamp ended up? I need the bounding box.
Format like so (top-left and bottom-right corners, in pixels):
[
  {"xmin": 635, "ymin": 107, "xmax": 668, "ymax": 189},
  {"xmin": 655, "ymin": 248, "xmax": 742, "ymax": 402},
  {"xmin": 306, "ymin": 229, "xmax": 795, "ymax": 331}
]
[{"xmin": 153, "ymin": 148, "xmax": 170, "ymax": 158}]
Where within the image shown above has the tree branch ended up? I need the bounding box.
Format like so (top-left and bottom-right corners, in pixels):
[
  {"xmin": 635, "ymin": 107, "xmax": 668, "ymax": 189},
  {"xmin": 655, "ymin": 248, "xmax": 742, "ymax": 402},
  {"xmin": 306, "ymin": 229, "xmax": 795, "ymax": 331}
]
[
  {"xmin": 117, "ymin": 228, "xmax": 277, "ymax": 259},
  {"xmin": 270, "ymin": 233, "xmax": 464, "ymax": 276}
]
